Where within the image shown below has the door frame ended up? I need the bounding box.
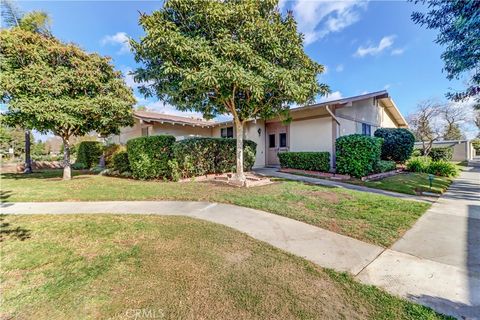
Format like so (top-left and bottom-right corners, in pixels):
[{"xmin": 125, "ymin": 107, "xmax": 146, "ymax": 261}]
[{"xmin": 265, "ymin": 122, "xmax": 289, "ymax": 166}]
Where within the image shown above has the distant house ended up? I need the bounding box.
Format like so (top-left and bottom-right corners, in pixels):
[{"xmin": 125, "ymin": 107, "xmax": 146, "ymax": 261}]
[
  {"xmin": 414, "ymin": 140, "xmax": 476, "ymax": 161},
  {"xmin": 112, "ymin": 90, "xmax": 407, "ymax": 168}
]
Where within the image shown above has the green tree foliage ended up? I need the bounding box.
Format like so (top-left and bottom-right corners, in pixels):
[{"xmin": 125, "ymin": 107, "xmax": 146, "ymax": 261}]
[
  {"xmin": 131, "ymin": 0, "xmax": 328, "ymax": 184},
  {"xmin": 411, "ymin": 0, "xmax": 480, "ymax": 108},
  {"xmin": 0, "ymin": 123, "xmax": 31, "ymax": 157},
  {"xmin": 0, "ymin": 29, "xmax": 135, "ymax": 180},
  {"xmin": 1, "ymin": 0, "xmax": 52, "ymax": 173},
  {"xmin": 374, "ymin": 128, "xmax": 415, "ymax": 163}
]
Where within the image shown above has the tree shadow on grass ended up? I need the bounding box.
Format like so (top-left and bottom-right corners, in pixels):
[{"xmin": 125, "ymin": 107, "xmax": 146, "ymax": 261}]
[
  {"xmin": 0, "ymin": 215, "xmax": 31, "ymax": 242},
  {"xmin": 1, "ymin": 169, "xmax": 92, "ymax": 181}
]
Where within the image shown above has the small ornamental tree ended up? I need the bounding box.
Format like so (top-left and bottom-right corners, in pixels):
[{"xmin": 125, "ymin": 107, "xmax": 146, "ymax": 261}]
[
  {"xmin": 0, "ymin": 29, "xmax": 135, "ymax": 180},
  {"xmin": 131, "ymin": 0, "xmax": 328, "ymax": 184},
  {"xmin": 374, "ymin": 128, "xmax": 415, "ymax": 163}
]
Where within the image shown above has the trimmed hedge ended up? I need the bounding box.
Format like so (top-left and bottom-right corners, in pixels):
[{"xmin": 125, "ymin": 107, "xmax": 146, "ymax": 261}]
[
  {"xmin": 374, "ymin": 160, "xmax": 396, "ymax": 173},
  {"xmin": 278, "ymin": 152, "xmax": 330, "ymax": 172},
  {"xmin": 374, "ymin": 128, "xmax": 415, "ymax": 163},
  {"xmin": 75, "ymin": 141, "xmax": 103, "ymax": 169},
  {"xmin": 428, "ymin": 147, "xmax": 453, "ymax": 161},
  {"xmin": 112, "ymin": 151, "xmax": 130, "ymax": 173},
  {"xmin": 336, "ymin": 134, "xmax": 383, "ymax": 178},
  {"xmin": 127, "ymin": 135, "xmax": 176, "ymax": 179},
  {"xmin": 172, "ymin": 137, "xmax": 257, "ymax": 178}
]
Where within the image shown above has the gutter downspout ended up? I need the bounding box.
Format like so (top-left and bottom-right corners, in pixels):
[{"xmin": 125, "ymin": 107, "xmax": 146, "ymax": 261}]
[
  {"xmin": 326, "ymin": 105, "xmax": 340, "ymax": 125},
  {"xmin": 326, "ymin": 105, "xmax": 340, "ymax": 171}
]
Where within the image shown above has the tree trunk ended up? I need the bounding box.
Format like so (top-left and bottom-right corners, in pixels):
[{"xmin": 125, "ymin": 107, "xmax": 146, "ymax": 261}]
[
  {"xmin": 62, "ymin": 137, "xmax": 72, "ymax": 180},
  {"xmin": 234, "ymin": 119, "xmax": 246, "ymax": 185},
  {"xmin": 23, "ymin": 130, "xmax": 32, "ymax": 174}
]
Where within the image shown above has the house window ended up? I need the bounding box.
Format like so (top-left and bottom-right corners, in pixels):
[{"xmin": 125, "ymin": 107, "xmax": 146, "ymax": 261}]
[
  {"xmin": 141, "ymin": 127, "xmax": 149, "ymax": 137},
  {"xmin": 362, "ymin": 123, "xmax": 371, "ymax": 136},
  {"xmin": 279, "ymin": 133, "xmax": 287, "ymax": 148},
  {"xmin": 269, "ymin": 134, "xmax": 276, "ymax": 148},
  {"xmin": 221, "ymin": 126, "xmax": 233, "ymax": 138}
]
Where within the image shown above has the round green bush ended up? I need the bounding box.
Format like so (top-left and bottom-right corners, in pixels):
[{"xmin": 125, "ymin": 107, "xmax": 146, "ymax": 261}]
[
  {"xmin": 336, "ymin": 134, "xmax": 383, "ymax": 178},
  {"xmin": 374, "ymin": 128, "xmax": 415, "ymax": 163}
]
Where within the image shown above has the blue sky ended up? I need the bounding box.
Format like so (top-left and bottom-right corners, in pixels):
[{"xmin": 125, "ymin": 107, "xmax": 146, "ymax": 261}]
[{"xmin": 16, "ymin": 0, "xmax": 475, "ymax": 134}]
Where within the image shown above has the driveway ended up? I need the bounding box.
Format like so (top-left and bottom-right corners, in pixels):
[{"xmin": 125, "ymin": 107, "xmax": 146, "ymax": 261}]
[{"xmin": 357, "ymin": 167, "xmax": 480, "ymax": 319}]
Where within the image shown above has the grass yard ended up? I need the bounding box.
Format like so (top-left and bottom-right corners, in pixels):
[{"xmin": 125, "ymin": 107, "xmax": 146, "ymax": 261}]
[
  {"xmin": 1, "ymin": 170, "xmax": 430, "ymax": 247},
  {"xmin": 353, "ymin": 173, "xmax": 453, "ymax": 196},
  {"xmin": 0, "ymin": 214, "xmax": 450, "ymax": 320}
]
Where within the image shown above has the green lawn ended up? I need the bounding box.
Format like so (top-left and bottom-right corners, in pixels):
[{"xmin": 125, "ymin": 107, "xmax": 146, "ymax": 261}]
[
  {"xmin": 1, "ymin": 170, "xmax": 430, "ymax": 247},
  {"xmin": 0, "ymin": 215, "xmax": 450, "ymax": 320},
  {"xmin": 358, "ymin": 173, "xmax": 453, "ymax": 196}
]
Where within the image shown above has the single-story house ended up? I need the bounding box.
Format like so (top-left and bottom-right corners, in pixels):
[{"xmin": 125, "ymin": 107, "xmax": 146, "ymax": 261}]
[
  {"xmin": 111, "ymin": 90, "xmax": 407, "ymax": 168},
  {"xmin": 414, "ymin": 140, "xmax": 476, "ymax": 161}
]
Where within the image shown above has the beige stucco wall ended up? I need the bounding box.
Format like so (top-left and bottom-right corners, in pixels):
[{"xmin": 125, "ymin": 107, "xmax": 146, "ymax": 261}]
[
  {"xmin": 151, "ymin": 122, "xmax": 212, "ymax": 139},
  {"xmin": 335, "ymin": 98, "xmax": 399, "ymax": 136},
  {"xmin": 289, "ymin": 117, "xmax": 332, "ymax": 153},
  {"xmin": 212, "ymin": 121, "xmax": 266, "ymax": 168},
  {"xmin": 380, "ymin": 107, "xmax": 397, "ymax": 128},
  {"xmin": 111, "ymin": 119, "xmax": 213, "ymax": 144}
]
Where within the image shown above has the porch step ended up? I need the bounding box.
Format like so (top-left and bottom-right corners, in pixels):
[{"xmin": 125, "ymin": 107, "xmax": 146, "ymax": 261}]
[{"xmin": 468, "ymin": 158, "xmax": 480, "ymax": 167}]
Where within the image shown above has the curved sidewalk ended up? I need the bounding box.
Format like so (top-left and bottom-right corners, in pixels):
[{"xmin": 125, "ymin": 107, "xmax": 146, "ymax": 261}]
[{"xmin": 0, "ymin": 200, "xmax": 383, "ymax": 275}]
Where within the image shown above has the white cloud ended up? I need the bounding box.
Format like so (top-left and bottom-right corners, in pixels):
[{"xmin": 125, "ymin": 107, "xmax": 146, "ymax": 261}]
[
  {"xmin": 319, "ymin": 90, "xmax": 343, "ymax": 102},
  {"xmin": 101, "ymin": 32, "xmax": 130, "ymax": 54},
  {"xmin": 391, "ymin": 48, "xmax": 405, "ymax": 56},
  {"xmin": 293, "ymin": 0, "xmax": 367, "ymax": 45},
  {"xmin": 354, "ymin": 35, "xmax": 396, "ymax": 57},
  {"xmin": 335, "ymin": 64, "xmax": 344, "ymax": 72}
]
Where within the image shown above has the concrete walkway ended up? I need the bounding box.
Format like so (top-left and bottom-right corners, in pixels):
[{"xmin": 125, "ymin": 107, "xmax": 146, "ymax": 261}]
[
  {"xmin": 357, "ymin": 167, "xmax": 480, "ymax": 319},
  {"xmin": 1, "ymin": 200, "xmax": 383, "ymax": 275},
  {"xmin": 2, "ymin": 168, "xmax": 479, "ymax": 318},
  {"xmin": 253, "ymin": 167, "xmax": 435, "ymax": 203}
]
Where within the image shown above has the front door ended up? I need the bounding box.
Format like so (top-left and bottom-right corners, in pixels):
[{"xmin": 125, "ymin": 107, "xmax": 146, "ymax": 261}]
[{"xmin": 266, "ymin": 122, "xmax": 288, "ymax": 166}]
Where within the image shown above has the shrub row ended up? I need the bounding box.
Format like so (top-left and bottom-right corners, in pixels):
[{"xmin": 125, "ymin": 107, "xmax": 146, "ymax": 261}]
[
  {"xmin": 278, "ymin": 152, "xmax": 330, "ymax": 172},
  {"xmin": 170, "ymin": 138, "xmax": 256, "ymax": 179},
  {"xmin": 406, "ymin": 156, "xmax": 458, "ymax": 177},
  {"xmin": 126, "ymin": 135, "xmax": 176, "ymax": 180},
  {"xmin": 411, "ymin": 147, "xmax": 454, "ymax": 162},
  {"xmin": 374, "ymin": 128, "xmax": 415, "ymax": 163},
  {"xmin": 75, "ymin": 141, "xmax": 103, "ymax": 169},
  {"xmin": 336, "ymin": 134, "xmax": 383, "ymax": 178},
  {"xmin": 117, "ymin": 136, "xmax": 257, "ymax": 180}
]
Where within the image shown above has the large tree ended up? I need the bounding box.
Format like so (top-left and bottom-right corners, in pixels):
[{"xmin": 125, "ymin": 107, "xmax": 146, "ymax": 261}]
[
  {"xmin": 0, "ymin": 29, "xmax": 135, "ymax": 180},
  {"xmin": 131, "ymin": 0, "xmax": 328, "ymax": 184},
  {"xmin": 1, "ymin": 0, "xmax": 51, "ymax": 173},
  {"xmin": 411, "ymin": 0, "xmax": 480, "ymax": 109},
  {"xmin": 407, "ymin": 100, "xmax": 444, "ymax": 155}
]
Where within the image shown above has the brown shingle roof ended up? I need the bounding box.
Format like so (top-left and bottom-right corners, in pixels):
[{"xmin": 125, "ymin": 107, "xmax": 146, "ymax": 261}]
[{"xmin": 134, "ymin": 111, "xmax": 216, "ymax": 127}]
